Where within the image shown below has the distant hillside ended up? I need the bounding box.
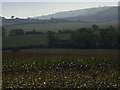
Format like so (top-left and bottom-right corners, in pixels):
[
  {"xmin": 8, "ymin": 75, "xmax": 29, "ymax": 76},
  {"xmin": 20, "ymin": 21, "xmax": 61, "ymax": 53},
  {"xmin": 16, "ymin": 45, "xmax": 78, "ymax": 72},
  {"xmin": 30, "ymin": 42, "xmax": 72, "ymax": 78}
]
[
  {"xmin": 35, "ymin": 6, "xmax": 112, "ymax": 20},
  {"xmin": 64, "ymin": 7, "xmax": 118, "ymax": 22},
  {"xmin": 2, "ymin": 6, "xmax": 118, "ymax": 26},
  {"xmin": 2, "ymin": 18, "xmax": 72, "ymax": 26},
  {"xmin": 35, "ymin": 6, "xmax": 117, "ymax": 20}
]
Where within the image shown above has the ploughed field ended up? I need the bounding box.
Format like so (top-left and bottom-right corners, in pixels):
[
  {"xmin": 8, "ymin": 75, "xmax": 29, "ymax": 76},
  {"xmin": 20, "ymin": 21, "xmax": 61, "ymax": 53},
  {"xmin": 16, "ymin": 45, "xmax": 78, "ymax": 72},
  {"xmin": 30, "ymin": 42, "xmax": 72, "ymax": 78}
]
[{"xmin": 2, "ymin": 49, "xmax": 120, "ymax": 88}]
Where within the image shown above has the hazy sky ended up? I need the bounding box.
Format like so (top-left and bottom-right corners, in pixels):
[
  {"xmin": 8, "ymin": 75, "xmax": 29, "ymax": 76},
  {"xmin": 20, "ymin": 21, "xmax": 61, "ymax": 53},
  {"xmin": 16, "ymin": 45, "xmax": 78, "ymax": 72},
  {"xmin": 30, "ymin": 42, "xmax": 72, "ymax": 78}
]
[
  {"xmin": 1, "ymin": 0, "xmax": 119, "ymax": 2},
  {"xmin": 2, "ymin": 2, "xmax": 118, "ymax": 18}
]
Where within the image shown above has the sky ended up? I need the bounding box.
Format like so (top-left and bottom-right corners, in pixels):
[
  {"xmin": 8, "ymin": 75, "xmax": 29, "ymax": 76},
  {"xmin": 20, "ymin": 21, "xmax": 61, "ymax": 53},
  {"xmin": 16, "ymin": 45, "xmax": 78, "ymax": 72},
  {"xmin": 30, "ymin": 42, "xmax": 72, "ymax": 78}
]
[
  {"xmin": 1, "ymin": 1, "xmax": 118, "ymax": 18},
  {"xmin": 1, "ymin": 0, "xmax": 120, "ymax": 2}
]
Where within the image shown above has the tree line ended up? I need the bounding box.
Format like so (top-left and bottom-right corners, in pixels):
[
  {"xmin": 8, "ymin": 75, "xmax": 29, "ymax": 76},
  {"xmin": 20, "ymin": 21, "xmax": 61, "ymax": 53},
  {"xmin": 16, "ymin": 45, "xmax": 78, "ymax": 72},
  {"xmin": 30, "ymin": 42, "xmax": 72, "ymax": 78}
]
[
  {"xmin": 2, "ymin": 25, "xmax": 120, "ymax": 49},
  {"xmin": 47, "ymin": 26, "xmax": 119, "ymax": 49},
  {"xmin": 2, "ymin": 28, "xmax": 74, "ymax": 36}
]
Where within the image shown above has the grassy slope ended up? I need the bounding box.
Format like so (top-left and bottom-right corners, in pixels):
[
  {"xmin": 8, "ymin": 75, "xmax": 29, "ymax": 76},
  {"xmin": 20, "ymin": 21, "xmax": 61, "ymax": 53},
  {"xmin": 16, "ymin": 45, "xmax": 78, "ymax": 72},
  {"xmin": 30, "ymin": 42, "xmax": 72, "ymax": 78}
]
[
  {"xmin": 4, "ymin": 21, "xmax": 118, "ymax": 33},
  {"xmin": 3, "ymin": 34, "xmax": 71, "ymax": 48},
  {"xmin": 3, "ymin": 34, "xmax": 48, "ymax": 48}
]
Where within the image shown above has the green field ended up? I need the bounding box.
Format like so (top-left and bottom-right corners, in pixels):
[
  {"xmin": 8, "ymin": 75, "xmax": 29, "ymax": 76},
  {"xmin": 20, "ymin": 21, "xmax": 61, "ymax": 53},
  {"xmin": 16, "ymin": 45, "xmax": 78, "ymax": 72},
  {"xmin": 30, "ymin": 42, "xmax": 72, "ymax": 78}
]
[
  {"xmin": 2, "ymin": 34, "xmax": 70, "ymax": 48},
  {"xmin": 4, "ymin": 21, "xmax": 118, "ymax": 33},
  {"xmin": 3, "ymin": 34, "xmax": 48, "ymax": 48}
]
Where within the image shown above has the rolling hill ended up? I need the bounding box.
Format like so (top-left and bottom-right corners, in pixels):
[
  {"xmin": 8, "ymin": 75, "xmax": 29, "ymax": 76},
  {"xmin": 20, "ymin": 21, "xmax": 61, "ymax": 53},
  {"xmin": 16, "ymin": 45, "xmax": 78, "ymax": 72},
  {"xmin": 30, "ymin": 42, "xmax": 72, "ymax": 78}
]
[
  {"xmin": 35, "ymin": 6, "xmax": 112, "ymax": 20},
  {"xmin": 64, "ymin": 6, "xmax": 118, "ymax": 22},
  {"xmin": 2, "ymin": 6, "xmax": 118, "ymax": 27},
  {"xmin": 2, "ymin": 6, "xmax": 118, "ymax": 33},
  {"xmin": 35, "ymin": 6, "xmax": 118, "ymax": 22}
]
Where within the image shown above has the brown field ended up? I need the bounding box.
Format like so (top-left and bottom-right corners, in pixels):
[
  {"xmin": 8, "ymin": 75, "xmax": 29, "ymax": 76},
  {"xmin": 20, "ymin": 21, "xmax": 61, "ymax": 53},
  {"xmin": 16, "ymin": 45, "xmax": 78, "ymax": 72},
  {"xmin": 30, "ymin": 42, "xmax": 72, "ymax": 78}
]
[{"xmin": 2, "ymin": 49, "xmax": 120, "ymax": 88}]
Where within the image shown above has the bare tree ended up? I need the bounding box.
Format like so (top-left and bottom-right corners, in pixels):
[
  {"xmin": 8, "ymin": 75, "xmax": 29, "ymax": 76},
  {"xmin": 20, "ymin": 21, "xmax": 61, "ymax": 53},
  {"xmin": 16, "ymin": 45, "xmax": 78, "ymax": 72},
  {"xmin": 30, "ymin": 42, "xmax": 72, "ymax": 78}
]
[{"xmin": 11, "ymin": 16, "xmax": 15, "ymax": 19}]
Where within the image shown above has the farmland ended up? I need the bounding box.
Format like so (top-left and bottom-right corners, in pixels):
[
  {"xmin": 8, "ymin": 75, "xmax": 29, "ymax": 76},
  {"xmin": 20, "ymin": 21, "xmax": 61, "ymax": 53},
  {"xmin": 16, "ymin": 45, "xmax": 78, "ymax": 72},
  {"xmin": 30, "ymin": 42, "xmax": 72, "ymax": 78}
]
[
  {"xmin": 2, "ymin": 4, "xmax": 119, "ymax": 89},
  {"xmin": 4, "ymin": 21, "xmax": 117, "ymax": 33},
  {"xmin": 2, "ymin": 19, "xmax": 118, "ymax": 49},
  {"xmin": 2, "ymin": 34, "xmax": 48, "ymax": 48},
  {"xmin": 2, "ymin": 34, "xmax": 71, "ymax": 48},
  {"xmin": 2, "ymin": 49, "xmax": 120, "ymax": 89}
]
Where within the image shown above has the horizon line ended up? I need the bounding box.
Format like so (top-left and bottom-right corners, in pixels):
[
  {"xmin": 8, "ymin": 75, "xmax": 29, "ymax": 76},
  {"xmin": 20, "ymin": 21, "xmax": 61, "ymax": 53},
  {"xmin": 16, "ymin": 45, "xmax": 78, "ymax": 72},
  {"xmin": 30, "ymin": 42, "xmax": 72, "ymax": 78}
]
[{"xmin": 1, "ymin": 5, "xmax": 117, "ymax": 19}]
